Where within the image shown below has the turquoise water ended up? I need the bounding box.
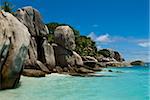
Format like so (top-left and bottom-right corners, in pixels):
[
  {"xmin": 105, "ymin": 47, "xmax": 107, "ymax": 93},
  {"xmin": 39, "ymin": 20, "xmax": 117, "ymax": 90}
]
[{"xmin": 0, "ymin": 66, "xmax": 149, "ymax": 100}]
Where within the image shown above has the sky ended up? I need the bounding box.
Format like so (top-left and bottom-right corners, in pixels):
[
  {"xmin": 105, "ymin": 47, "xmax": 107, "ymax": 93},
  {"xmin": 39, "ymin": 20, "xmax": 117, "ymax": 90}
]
[{"xmin": 1, "ymin": 0, "xmax": 149, "ymax": 62}]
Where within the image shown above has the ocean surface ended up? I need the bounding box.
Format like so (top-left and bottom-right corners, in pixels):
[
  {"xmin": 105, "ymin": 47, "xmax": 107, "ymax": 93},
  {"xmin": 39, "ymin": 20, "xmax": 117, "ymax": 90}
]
[{"xmin": 0, "ymin": 66, "xmax": 149, "ymax": 100}]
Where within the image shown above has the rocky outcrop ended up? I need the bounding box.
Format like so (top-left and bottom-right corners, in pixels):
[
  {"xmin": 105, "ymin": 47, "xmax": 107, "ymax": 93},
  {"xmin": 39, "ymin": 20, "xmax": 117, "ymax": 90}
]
[
  {"xmin": 105, "ymin": 61, "xmax": 131, "ymax": 67},
  {"xmin": 15, "ymin": 6, "xmax": 55, "ymax": 72},
  {"xmin": 0, "ymin": 11, "xmax": 30, "ymax": 89},
  {"xmin": 14, "ymin": 6, "xmax": 96, "ymax": 76},
  {"xmin": 15, "ymin": 7, "xmax": 89, "ymax": 75},
  {"xmin": 130, "ymin": 60, "xmax": 144, "ymax": 66},
  {"xmin": 96, "ymin": 49, "xmax": 128, "ymax": 67},
  {"xmin": 98, "ymin": 49, "xmax": 124, "ymax": 62}
]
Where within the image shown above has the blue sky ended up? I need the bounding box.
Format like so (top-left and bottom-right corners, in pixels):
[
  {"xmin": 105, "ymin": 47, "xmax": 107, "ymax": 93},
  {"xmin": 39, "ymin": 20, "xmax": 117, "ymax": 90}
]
[{"xmin": 2, "ymin": 0, "xmax": 149, "ymax": 61}]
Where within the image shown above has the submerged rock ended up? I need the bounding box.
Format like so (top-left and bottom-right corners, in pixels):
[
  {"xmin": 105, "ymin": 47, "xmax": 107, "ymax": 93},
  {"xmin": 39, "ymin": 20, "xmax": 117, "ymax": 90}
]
[{"xmin": 0, "ymin": 11, "xmax": 30, "ymax": 89}]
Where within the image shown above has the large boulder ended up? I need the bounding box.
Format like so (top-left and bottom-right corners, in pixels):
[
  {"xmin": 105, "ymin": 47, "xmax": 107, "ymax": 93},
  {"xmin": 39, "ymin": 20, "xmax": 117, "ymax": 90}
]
[
  {"xmin": 82, "ymin": 56, "xmax": 98, "ymax": 62},
  {"xmin": 22, "ymin": 69, "xmax": 46, "ymax": 77},
  {"xmin": 53, "ymin": 44, "xmax": 75, "ymax": 67},
  {"xmin": 53, "ymin": 44, "xmax": 83, "ymax": 68},
  {"xmin": 0, "ymin": 11, "xmax": 30, "ymax": 89},
  {"xmin": 24, "ymin": 37, "xmax": 37, "ymax": 67},
  {"xmin": 53, "ymin": 25, "xmax": 84, "ymax": 68},
  {"xmin": 77, "ymin": 67, "xmax": 94, "ymax": 74},
  {"xmin": 15, "ymin": 6, "xmax": 48, "ymax": 36},
  {"xmin": 73, "ymin": 51, "xmax": 83, "ymax": 66},
  {"xmin": 54, "ymin": 26, "xmax": 76, "ymax": 50},
  {"xmin": 42, "ymin": 39, "xmax": 55, "ymax": 69},
  {"xmin": 53, "ymin": 26, "xmax": 77, "ymax": 67},
  {"xmin": 15, "ymin": 6, "xmax": 55, "ymax": 72}
]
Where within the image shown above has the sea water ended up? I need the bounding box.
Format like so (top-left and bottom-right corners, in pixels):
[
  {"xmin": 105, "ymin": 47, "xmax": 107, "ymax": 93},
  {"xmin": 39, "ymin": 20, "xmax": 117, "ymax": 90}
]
[{"xmin": 0, "ymin": 66, "xmax": 149, "ymax": 100}]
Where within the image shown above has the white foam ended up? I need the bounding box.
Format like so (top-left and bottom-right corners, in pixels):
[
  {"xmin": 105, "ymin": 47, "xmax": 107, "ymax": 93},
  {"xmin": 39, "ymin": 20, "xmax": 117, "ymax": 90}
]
[{"xmin": 46, "ymin": 73, "xmax": 70, "ymax": 77}]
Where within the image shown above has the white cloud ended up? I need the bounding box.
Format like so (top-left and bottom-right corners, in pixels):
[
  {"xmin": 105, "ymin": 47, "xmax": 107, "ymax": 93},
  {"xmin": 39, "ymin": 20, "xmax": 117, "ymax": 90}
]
[
  {"xmin": 88, "ymin": 32, "xmax": 150, "ymax": 48},
  {"xmin": 88, "ymin": 32, "xmax": 111, "ymax": 43},
  {"xmin": 87, "ymin": 32, "xmax": 96, "ymax": 40},
  {"xmin": 96, "ymin": 33, "xmax": 111, "ymax": 42},
  {"xmin": 138, "ymin": 41, "xmax": 150, "ymax": 47}
]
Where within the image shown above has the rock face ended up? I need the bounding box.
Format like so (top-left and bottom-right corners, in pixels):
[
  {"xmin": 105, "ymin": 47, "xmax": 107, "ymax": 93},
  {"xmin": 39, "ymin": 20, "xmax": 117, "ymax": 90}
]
[
  {"xmin": 0, "ymin": 11, "xmax": 30, "ymax": 89},
  {"xmin": 15, "ymin": 6, "xmax": 55, "ymax": 72}
]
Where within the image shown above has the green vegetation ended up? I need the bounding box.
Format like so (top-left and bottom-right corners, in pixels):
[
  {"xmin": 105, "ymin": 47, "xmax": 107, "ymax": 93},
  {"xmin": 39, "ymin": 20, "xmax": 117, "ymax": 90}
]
[
  {"xmin": 46, "ymin": 22, "xmax": 97, "ymax": 56},
  {"xmin": 1, "ymin": 1, "xmax": 14, "ymax": 13},
  {"xmin": 97, "ymin": 49, "xmax": 111, "ymax": 57},
  {"xmin": 75, "ymin": 36, "xmax": 97, "ymax": 56}
]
